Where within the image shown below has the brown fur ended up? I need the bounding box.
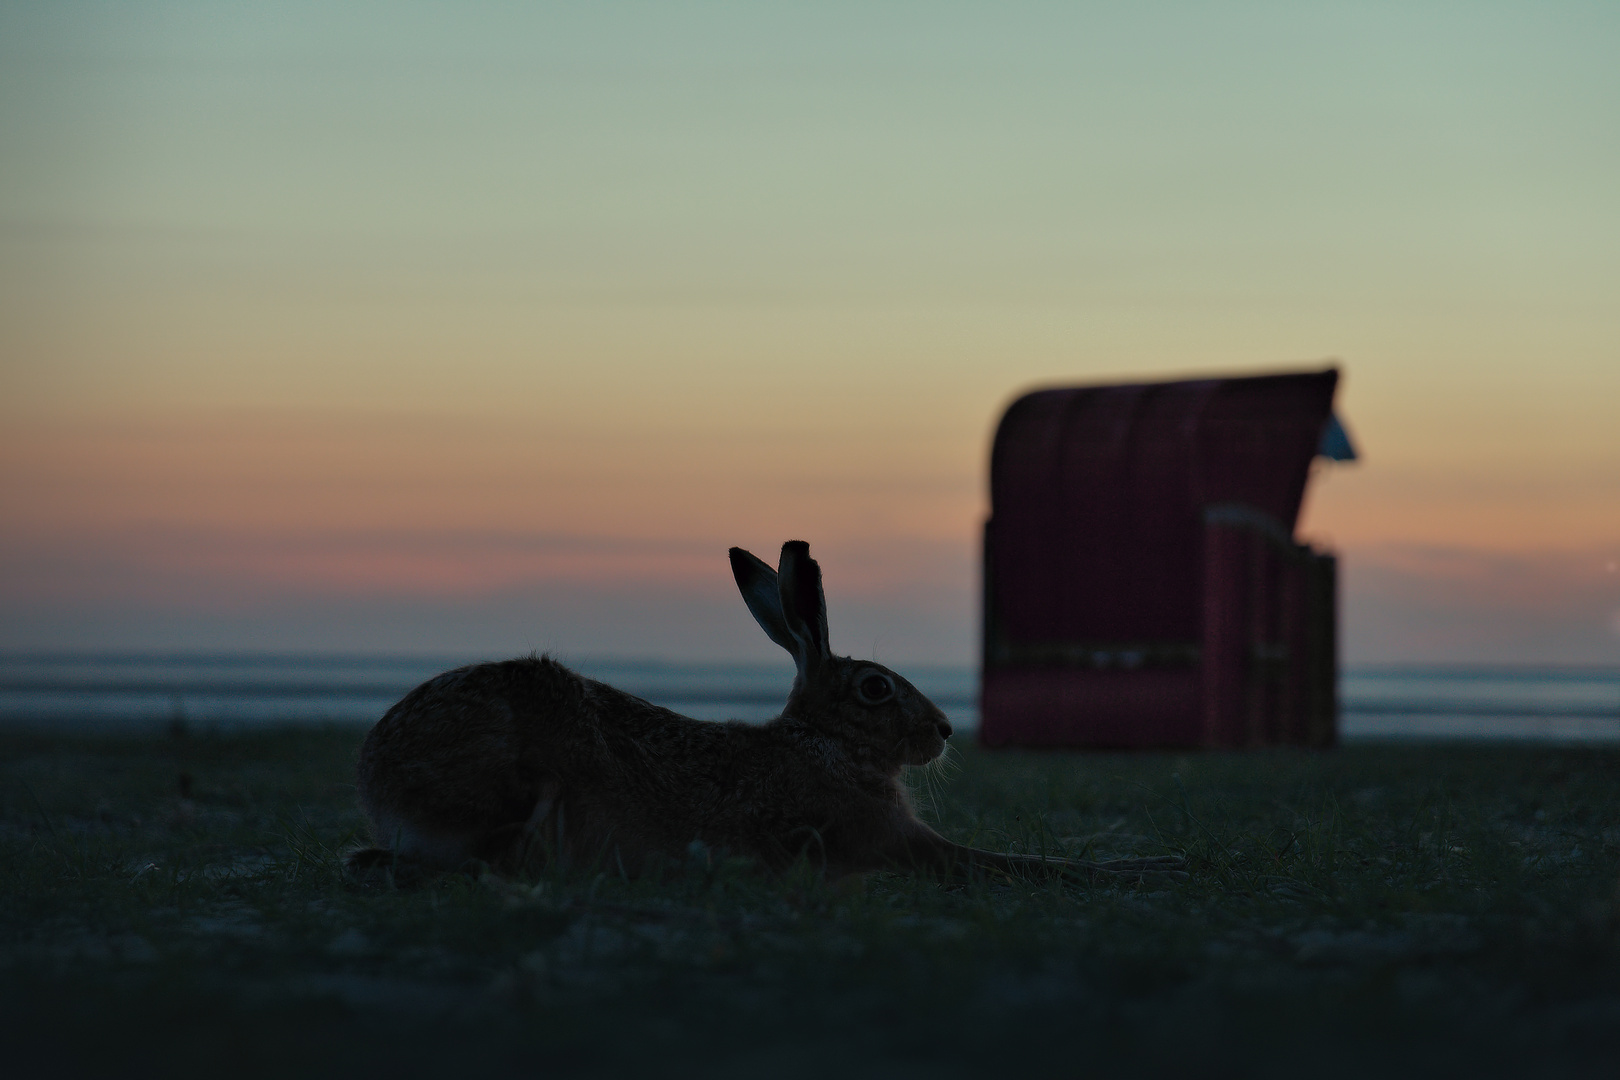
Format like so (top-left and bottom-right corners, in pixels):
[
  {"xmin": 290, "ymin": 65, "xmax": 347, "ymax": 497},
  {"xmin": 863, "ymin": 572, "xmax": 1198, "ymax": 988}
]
[{"xmin": 349, "ymin": 542, "xmax": 1184, "ymax": 886}]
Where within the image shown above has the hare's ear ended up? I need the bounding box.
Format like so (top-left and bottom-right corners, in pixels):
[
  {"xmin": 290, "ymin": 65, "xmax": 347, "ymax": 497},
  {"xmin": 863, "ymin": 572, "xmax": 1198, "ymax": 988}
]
[
  {"xmin": 776, "ymin": 540, "xmax": 831, "ymax": 672},
  {"xmin": 729, "ymin": 547, "xmax": 799, "ymax": 657}
]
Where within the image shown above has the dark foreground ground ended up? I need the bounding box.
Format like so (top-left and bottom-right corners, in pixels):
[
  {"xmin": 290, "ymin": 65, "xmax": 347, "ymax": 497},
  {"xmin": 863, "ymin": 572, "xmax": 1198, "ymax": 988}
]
[{"xmin": 2, "ymin": 726, "xmax": 1618, "ymax": 1079}]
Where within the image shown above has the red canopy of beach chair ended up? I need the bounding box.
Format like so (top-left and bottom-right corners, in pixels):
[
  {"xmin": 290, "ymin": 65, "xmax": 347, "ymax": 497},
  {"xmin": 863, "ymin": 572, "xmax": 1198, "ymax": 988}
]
[{"xmin": 981, "ymin": 368, "xmax": 1341, "ymax": 749}]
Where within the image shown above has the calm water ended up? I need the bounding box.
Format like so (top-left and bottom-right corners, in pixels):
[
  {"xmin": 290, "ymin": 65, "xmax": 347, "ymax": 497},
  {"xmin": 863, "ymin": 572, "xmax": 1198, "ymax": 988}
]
[
  {"xmin": 0, "ymin": 653, "xmax": 973, "ymax": 731},
  {"xmin": 1, "ymin": 653, "xmax": 1616, "ymax": 743}
]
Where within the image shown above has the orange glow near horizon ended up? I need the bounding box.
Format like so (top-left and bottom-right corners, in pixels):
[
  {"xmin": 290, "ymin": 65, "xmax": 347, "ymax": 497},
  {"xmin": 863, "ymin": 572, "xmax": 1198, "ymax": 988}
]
[
  {"xmin": 5, "ymin": 398, "xmax": 1615, "ymax": 589},
  {"xmin": 2, "ymin": 4, "xmax": 1617, "ymax": 662}
]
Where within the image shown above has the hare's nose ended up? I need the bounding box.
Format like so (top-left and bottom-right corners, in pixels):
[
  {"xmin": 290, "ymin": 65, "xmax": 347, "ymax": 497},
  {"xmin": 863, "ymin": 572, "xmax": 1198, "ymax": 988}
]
[{"xmin": 936, "ymin": 718, "xmax": 953, "ymax": 739}]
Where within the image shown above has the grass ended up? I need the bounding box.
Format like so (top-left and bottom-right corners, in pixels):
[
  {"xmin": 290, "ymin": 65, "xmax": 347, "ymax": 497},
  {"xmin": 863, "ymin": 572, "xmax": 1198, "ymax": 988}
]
[{"xmin": 3, "ymin": 725, "xmax": 1619, "ymax": 1078}]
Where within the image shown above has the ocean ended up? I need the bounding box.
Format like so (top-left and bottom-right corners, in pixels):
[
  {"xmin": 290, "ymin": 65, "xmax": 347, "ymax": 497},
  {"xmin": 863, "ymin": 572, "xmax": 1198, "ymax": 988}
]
[{"xmin": 1, "ymin": 652, "xmax": 1616, "ymax": 743}]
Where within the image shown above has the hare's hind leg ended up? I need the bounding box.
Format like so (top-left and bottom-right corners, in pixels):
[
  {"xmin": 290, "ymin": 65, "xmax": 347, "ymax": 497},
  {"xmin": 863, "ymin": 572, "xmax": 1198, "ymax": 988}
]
[
  {"xmin": 346, "ymin": 807, "xmax": 486, "ymax": 887},
  {"xmin": 344, "ymin": 846, "xmax": 436, "ymax": 888},
  {"xmin": 491, "ymin": 780, "xmax": 565, "ymax": 876}
]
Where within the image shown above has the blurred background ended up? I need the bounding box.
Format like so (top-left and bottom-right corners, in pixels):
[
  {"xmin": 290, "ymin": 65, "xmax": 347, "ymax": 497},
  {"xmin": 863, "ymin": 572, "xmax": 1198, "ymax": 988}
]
[{"xmin": 2, "ymin": 3, "xmax": 1616, "ymax": 726}]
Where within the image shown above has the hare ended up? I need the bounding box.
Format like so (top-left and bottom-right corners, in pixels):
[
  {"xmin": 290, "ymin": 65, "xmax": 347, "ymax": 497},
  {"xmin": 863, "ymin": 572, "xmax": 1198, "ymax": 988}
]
[{"xmin": 349, "ymin": 541, "xmax": 1184, "ymax": 885}]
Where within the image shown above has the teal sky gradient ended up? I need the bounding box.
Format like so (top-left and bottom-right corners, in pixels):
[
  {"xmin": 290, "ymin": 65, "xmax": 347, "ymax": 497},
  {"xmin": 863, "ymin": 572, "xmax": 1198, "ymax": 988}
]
[{"xmin": 2, "ymin": 2, "xmax": 1617, "ymax": 662}]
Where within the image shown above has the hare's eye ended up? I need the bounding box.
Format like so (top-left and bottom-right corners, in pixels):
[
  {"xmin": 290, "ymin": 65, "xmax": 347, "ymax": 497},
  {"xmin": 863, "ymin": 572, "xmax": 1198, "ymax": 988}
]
[{"xmin": 856, "ymin": 672, "xmax": 894, "ymax": 705}]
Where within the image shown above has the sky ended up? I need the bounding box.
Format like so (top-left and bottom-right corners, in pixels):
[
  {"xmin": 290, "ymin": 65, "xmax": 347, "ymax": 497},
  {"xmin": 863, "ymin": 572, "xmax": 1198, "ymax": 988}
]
[{"xmin": 2, "ymin": 1, "xmax": 1617, "ymax": 666}]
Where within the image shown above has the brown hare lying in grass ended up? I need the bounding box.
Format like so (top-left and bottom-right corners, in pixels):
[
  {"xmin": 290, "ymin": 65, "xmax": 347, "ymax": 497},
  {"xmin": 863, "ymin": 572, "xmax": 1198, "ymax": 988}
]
[{"xmin": 349, "ymin": 541, "xmax": 1184, "ymax": 886}]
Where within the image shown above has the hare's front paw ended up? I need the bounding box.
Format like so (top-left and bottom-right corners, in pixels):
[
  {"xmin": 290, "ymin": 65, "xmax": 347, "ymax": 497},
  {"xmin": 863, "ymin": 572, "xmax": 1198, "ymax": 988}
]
[{"xmin": 1084, "ymin": 855, "xmax": 1189, "ymax": 884}]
